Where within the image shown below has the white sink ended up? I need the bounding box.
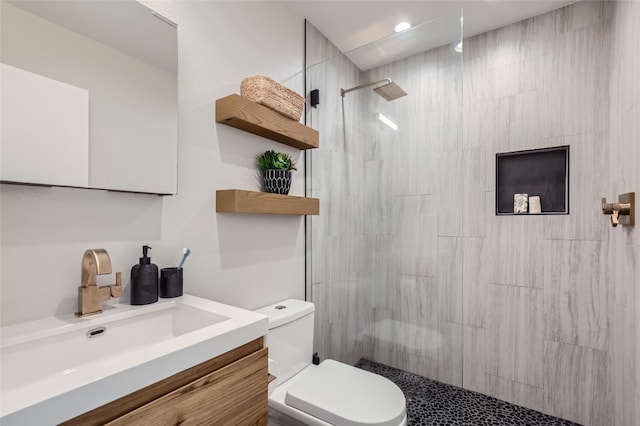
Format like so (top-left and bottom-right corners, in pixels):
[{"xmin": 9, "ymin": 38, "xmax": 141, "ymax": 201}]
[{"xmin": 0, "ymin": 295, "xmax": 268, "ymax": 425}]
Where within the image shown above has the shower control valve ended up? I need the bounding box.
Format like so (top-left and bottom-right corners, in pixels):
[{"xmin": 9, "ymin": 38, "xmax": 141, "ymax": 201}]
[{"xmin": 601, "ymin": 192, "xmax": 635, "ymax": 227}]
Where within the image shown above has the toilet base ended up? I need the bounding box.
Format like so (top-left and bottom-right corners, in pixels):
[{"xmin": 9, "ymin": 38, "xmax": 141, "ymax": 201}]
[
  {"xmin": 269, "ymin": 363, "xmax": 408, "ymax": 426},
  {"xmin": 268, "ymin": 407, "xmax": 307, "ymax": 426}
]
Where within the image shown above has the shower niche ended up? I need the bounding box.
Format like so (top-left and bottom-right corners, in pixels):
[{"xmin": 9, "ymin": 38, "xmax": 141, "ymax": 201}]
[{"xmin": 496, "ymin": 145, "xmax": 569, "ymax": 215}]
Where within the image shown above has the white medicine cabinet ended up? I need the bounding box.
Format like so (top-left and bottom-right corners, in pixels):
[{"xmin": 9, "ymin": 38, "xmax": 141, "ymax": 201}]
[{"xmin": 0, "ymin": 0, "xmax": 178, "ymax": 195}]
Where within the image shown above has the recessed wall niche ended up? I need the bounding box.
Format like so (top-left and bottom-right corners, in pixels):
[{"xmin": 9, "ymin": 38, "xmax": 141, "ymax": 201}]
[{"xmin": 496, "ymin": 146, "xmax": 569, "ymax": 215}]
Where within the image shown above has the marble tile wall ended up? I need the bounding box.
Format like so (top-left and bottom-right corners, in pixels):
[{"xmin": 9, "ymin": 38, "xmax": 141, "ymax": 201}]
[
  {"xmin": 365, "ymin": 37, "xmax": 465, "ymax": 386},
  {"xmin": 608, "ymin": 2, "xmax": 640, "ymax": 425},
  {"xmin": 462, "ymin": 2, "xmax": 622, "ymax": 424},
  {"xmin": 306, "ymin": 22, "xmax": 369, "ymax": 366},
  {"xmin": 308, "ymin": 1, "xmax": 638, "ymax": 424},
  {"xmin": 306, "ymin": 17, "xmax": 465, "ymax": 385}
]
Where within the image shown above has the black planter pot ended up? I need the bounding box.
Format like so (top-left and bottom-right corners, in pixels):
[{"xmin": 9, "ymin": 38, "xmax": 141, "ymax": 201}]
[{"xmin": 263, "ymin": 169, "xmax": 292, "ymax": 195}]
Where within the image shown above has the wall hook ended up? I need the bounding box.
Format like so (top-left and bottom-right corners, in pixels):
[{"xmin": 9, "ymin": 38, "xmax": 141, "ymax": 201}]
[{"xmin": 602, "ymin": 192, "xmax": 635, "ymax": 227}]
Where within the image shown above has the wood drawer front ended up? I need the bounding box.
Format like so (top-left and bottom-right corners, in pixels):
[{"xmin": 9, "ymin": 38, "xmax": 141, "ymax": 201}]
[
  {"xmin": 106, "ymin": 347, "xmax": 268, "ymax": 426},
  {"xmin": 61, "ymin": 338, "xmax": 264, "ymax": 426}
]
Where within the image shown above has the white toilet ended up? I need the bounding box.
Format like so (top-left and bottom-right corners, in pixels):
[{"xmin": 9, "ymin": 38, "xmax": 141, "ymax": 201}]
[{"xmin": 255, "ymin": 299, "xmax": 407, "ymax": 426}]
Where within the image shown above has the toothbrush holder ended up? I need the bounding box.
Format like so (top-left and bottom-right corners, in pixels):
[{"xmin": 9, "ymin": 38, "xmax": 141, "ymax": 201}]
[{"xmin": 160, "ymin": 267, "xmax": 183, "ymax": 298}]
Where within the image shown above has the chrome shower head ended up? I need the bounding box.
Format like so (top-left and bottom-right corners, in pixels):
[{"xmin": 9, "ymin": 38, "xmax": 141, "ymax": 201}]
[{"xmin": 340, "ymin": 78, "xmax": 407, "ymax": 101}]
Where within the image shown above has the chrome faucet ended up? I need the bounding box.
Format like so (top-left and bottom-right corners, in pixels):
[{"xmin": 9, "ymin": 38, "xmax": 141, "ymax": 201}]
[{"xmin": 76, "ymin": 249, "xmax": 122, "ymax": 317}]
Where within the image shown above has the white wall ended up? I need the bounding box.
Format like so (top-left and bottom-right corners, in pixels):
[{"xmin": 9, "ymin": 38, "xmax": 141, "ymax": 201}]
[{"xmin": 0, "ymin": 1, "xmax": 306, "ymax": 326}]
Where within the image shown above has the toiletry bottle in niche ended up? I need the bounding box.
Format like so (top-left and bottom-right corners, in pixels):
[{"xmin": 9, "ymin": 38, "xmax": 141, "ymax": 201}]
[{"xmin": 130, "ymin": 245, "xmax": 159, "ymax": 305}]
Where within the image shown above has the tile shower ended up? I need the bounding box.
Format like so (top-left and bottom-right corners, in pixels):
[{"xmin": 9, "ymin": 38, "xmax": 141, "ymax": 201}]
[{"xmin": 305, "ymin": 1, "xmax": 640, "ymax": 425}]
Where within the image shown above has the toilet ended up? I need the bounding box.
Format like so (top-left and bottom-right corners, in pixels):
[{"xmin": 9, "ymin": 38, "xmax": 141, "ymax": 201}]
[{"xmin": 255, "ymin": 299, "xmax": 407, "ymax": 426}]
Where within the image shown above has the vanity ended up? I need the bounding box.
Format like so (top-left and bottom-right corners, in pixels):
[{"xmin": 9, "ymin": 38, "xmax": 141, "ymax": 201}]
[{"xmin": 0, "ymin": 296, "xmax": 269, "ymax": 425}]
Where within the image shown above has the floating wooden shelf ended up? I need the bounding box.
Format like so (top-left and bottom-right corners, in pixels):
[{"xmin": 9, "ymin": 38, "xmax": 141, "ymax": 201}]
[
  {"xmin": 215, "ymin": 94, "xmax": 319, "ymax": 150},
  {"xmin": 216, "ymin": 189, "xmax": 319, "ymax": 215}
]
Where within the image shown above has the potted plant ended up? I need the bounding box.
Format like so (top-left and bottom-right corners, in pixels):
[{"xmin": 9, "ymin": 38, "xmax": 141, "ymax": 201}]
[{"xmin": 256, "ymin": 150, "xmax": 297, "ymax": 195}]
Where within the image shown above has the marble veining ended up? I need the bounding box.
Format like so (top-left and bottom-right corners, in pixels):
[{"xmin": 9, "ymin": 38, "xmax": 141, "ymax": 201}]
[
  {"xmin": 543, "ymin": 239, "xmax": 609, "ymax": 350},
  {"xmin": 486, "ymin": 374, "xmax": 544, "ymax": 414},
  {"xmin": 463, "ymin": 325, "xmax": 486, "ymax": 393},
  {"xmin": 462, "ymin": 237, "xmax": 488, "ymax": 327},
  {"xmin": 543, "ymin": 340, "xmax": 611, "ymax": 425},
  {"xmin": 485, "ymin": 284, "xmax": 544, "ymax": 388},
  {"xmin": 462, "ymin": 147, "xmax": 487, "ymax": 238}
]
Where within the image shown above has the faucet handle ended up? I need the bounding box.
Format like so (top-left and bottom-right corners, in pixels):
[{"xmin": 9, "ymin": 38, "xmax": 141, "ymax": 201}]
[
  {"xmin": 611, "ymin": 210, "xmax": 620, "ymax": 227},
  {"xmin": 602, "ymin": 193, "xmax": 635, "ymax": 227},
  {"xmin": 602, "ymin": 197, "xmax": 620, "ymax": 227},
  {"xmin": 110, "ymin": 272, "xmax": 123, "ymax": 298}
]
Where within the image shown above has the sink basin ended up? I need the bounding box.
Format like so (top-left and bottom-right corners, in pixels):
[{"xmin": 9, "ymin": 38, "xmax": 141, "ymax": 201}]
[{"xmin": 0, "ymin": 295, "xmax": 268, "ymax": 425}]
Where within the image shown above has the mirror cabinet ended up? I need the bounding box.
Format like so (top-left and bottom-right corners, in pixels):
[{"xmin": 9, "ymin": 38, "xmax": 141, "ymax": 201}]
[{"xmin": 1, "ymin": 0, "xmax": 178, "ymax": 195}]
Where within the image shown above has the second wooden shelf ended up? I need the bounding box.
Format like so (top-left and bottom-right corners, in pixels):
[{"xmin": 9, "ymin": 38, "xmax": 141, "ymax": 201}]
[{"xmin": 216, "ymin": 189, "xmax": 319, "ymax": 215}]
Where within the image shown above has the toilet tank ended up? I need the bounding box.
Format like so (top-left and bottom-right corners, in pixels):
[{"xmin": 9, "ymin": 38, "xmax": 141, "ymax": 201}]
[{"xmin": 254, "ymin": 299, "xmax": 315, "ymax": 384}]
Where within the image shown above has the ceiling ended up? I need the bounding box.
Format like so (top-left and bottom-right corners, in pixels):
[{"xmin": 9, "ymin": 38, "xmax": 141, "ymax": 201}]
[{"xmin": 283, "ymin": 0, "xmax": 576, "ymax": 70}]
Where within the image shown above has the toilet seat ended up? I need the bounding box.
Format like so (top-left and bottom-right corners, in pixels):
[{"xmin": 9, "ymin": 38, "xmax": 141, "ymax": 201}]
[{"xmin": 283, "ymin": 360, "xmax": 406, "ymax": 426}]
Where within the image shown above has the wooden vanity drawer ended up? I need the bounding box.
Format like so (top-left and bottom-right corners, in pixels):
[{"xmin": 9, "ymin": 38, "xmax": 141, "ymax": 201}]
[
  {"xmin": 106, "ymin": 347, "xmax": 268, "ymax": 426},
  {"xmin": 61, "ymin": 339, "xmax": 267, "ymax": 426}
]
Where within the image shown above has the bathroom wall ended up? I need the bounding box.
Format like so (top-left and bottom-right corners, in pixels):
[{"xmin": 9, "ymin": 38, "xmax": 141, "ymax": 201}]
[
  {"xmin": 608, "ymin": 1, "xmax": 640, "ymax": 425},
  {"xmin": 307, "ymin": 12, "xmax": 465, "ymax": 385},
  {"xmin": 305, "ymin": 22, "xmax": 371, "ymax": 365},
  {"xmin": 363, "ymin": 20, "xmax": 464, "ymax": 386},
  {"xmin": 308, "ymin": 1, "xmax": 633, "ymax": 425},
  {"xmin": 462, "ymin": 2, "xmax": 614, "ymax": 424},
  {"xmin": 2, "ymin": 1, "xmax": 636, "ymax": 424},
  {"xmin": 0, "ymin": 1, "xmax": 306, "ymax": 325}
]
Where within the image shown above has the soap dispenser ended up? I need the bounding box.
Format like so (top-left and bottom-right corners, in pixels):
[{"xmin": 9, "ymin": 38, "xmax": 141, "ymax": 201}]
[{"xmin": 130, "ymin": 245, "xmax": 158, "ymax": 305}]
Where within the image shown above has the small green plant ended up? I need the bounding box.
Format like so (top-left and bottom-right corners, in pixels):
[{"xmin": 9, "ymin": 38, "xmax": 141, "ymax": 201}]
[{"xmin": 256, "ymin": 150, "xmax": 297, "ymax": 171}]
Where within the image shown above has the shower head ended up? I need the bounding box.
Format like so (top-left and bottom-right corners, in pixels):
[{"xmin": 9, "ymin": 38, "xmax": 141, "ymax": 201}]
[
  {"xmin": 340, "ymin": 78, "xmax": 407, "ymax": 101},
  {"xmin": 373, "ymin": 81, "xmax": 407, "ymax": 101}
]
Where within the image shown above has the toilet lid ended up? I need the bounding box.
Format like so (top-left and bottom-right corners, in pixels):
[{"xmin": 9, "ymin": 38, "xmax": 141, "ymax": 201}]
[{"xmin": 284, "ymin": 360, "xmax": 406, "ymax": 426}]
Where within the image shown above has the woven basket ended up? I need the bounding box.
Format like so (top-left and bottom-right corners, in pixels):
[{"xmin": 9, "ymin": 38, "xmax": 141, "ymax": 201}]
[{"xmin": 241, "ymin": 75, "xmax": 304, "ymax": 121}]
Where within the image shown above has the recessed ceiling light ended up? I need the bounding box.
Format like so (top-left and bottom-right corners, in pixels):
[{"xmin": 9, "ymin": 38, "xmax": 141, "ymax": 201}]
[{"xmin": 394, "ymin": 22, "xmax": 411, "ymax": 33}]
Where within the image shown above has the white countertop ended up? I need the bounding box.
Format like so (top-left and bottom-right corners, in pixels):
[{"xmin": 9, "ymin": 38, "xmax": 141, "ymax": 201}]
[{"xmin": 0, "ymin": 295, "xmax": 268, "ymax": 425}]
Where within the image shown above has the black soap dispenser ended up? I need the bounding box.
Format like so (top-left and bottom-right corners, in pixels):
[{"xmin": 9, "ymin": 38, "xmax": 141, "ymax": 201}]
[{"xmin": 130, "ymin": 245, "xmax": 158, "ymax": 305}]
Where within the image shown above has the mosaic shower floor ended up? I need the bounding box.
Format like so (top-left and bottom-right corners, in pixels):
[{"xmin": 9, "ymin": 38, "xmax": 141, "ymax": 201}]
[{"xmin": 354, "ymin": 359, "xmax": 581, "ymax": 426}]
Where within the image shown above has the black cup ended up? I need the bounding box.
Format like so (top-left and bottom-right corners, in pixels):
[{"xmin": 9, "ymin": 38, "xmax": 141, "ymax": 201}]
[{"xmin": 160, "ymin": 267, "xmax": 183, "ymax": 298}]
